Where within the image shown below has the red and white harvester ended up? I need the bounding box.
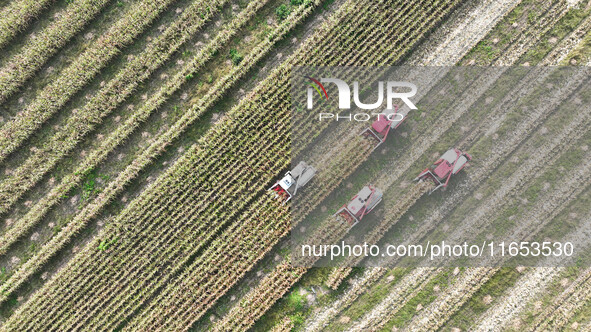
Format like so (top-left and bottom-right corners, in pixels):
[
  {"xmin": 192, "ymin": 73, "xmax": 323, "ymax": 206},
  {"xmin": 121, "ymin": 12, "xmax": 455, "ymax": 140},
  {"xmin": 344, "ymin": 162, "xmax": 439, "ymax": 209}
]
[
  {"xmin": 415, "ymin": 148, "xmax": 471, "ymax": 194},
  {"xmin": 361, "ymin": 106, "xmax": 406, "ymax": 150},
  {"xmin": 269, "ymin": 161, "xmax": 316, "ymax": 204},
  {"xmin": 334, "ymin": 185, "xmax": 383, "ymax": 227}
]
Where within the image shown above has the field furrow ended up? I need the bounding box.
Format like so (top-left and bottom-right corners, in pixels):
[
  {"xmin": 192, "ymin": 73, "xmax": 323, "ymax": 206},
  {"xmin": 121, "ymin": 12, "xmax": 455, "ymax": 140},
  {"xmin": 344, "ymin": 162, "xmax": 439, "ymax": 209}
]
[
  {"xmin": 0, "ymin": 0, "xmax": 111, "ymax": 104},
  {"xmin": 305, "ymin": 5, "xmax": 591, "ymax": 328},
  {"xmin": 0, "ymin": 0, "xmax": 586, "ymax": 329},
  {"xmin": 0, "ymin": 0, "xmax": 255, "ymax": 256},
  {"xmin": 0, "ymin": 1, "xmax": 321, "ymax": 329},
  {"xmin": 0, "ymin": 0, "xmax": 55, "ymax": 50},
  {"xmin": 0, "ymin": 0, "xmax": 176, "ymax": 163}
]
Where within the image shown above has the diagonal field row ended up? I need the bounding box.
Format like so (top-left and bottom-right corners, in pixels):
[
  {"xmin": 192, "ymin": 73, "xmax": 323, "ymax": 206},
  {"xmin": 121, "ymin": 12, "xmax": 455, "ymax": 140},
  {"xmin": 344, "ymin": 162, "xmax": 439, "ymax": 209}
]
[
  {"xmin": 473, "ymin": 218, "xmax": 591, "ymax": 331},
  {"xmin": 343, "ymin": 78, "xmax": 591, "ymax": 331},
  {"xmin": 344, "ymin": 61, "xmax": 591, "ymax": 332},
  {"xmin": 212, "ymin": 0, "xmax": 538, "ymax": 328},
  {"xmin": 211, "ymin": 259, "xmax": 308, "ymax": 332},
  {"xmin": 0, "ymin": 0, "xmax": 112, "ymax": 104},
  {"xmin": 0, "ymin": 0, "xmax": 301, "ymax": 305},
  {"xmin": 118, "ymin": 0, "xmax": 471, "ymax": 329},
  {"xmin": 303, "ymin": 3, "xmax": 590, "ymax": 329},
  {"xmin": 0, "ymin": 0, "xmax": 176, "ymax": 163},
  {"xmin": 0, "ymin": 0, "xmax": 54, "ymax": 49},
  {"xmin": 338, "ymin": 68, "xmax": 590, "ymax": 331},
  {"xmin": 0, "ymin": 0, "xmax": 240, "ymax": 254},
  {"xmin": 527, "ymin": 268, "xmax": 591, "ymax": 331},
  {"xmin": 341, "ymin": 65, "xmax": 591, "ymax": 331},
  {"xmin": 0, "ymin": 0, "xmax": 470, "ymax": 328},
  {"xmin": 389, "ymin": 62, "xmax": 591, "ymax": 332},
  {"xmin": 0, "ymin": 1, "xmax": 326, "ymax": 329},
  {"xmin": 402, "ymin": 124, "xmax": 591, "ymax": 331}
]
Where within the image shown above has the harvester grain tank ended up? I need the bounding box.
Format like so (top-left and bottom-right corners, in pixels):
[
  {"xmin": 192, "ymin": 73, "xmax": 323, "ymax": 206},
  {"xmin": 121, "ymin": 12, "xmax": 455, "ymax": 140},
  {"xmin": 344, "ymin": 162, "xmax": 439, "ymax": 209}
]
[
  {"xmin": 415, "ymin": 148, "xmax": 471, "ymax": 194},
  {"xmin": 334, "ymin": 185, "xmax": 383, "ymax": 227}
]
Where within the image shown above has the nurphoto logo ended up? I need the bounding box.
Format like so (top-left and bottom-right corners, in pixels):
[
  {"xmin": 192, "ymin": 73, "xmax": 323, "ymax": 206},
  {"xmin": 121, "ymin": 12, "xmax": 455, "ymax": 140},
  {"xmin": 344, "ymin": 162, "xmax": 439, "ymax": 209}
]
[{"xmin": 305, "ymin": 76, "xmax": 418, "ymax": 110}]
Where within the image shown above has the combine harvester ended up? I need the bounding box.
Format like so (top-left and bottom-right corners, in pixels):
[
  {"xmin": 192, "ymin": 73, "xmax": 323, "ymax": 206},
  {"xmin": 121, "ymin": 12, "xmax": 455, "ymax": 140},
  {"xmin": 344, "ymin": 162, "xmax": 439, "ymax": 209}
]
[
  {"xmin": 334, "ymin": 185, "xmax": 383, "ymax": 227},
  {"xmin": 269, "ymin": 161, "xmax": 316, "ymax": 204},
  {"xmin": 361, "ymin": 106, "xmax": 405, "ymax": 150},
  {"xmin": 331, "ymin": 148, "xmax": 470, "ymax": 228},
  {"xmin": 415, "ymin": 148, "xmax": 472, "ymax": 193}
]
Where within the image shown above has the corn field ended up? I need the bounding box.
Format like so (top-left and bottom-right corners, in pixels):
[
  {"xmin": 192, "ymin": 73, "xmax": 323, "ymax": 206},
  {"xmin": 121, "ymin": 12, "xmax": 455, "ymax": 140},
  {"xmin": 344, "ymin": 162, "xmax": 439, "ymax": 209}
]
[{"xmin": 0, "ymin": 0, "xmax": 590, "ymax": 331}]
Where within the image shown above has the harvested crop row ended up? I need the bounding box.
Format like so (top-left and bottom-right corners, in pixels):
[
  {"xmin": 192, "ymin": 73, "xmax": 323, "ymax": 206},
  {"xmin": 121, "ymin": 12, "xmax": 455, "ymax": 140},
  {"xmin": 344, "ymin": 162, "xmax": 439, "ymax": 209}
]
[
  {"xmin": 136, "ymin": 0, "xmax": 468, "ymax": 327},
  {"xmin": 69, "ymin": 0, "xmax": 464, "ymax": 326},
  {"xmin": 541, "ymin": 10, "xmax": 591, "ymax": 65},
  {"xmin": 0, "ymin": 0, "xmax": 54, "ymax": 49},
  {"xmin": 474, "ymin": 217, "xmax": 591, "ymax": 331},
  {"xmin": 0, "ymin": 0, "xmax": 261, "ymax": 256},
  {"xmin": 411, "ymin": 0, "xmax": 521, "ymax": 66},
  {"xmin": 323, "ymin": 66, "xmax": 514, "ymax": 287},
  {"xmin": 493, "ymin": 0, "xmax": 568, "ymax": 66},
  {"xmin": 346, "ymin": 268, "xmax": 441, "ymax": 331},
  {"xmin": 295, "ymin": 0, "xmax": 526, "ymax": 198},
  {"xmin": 404, "ymin": 268, "xmax": 494, "ymax": 332},
  {"xmin": 314, "ymin": 6, "xmax": 590, "ymax": 319},
  {"xmin": 359, "ymin": 68, "xmax": 591, "ymax": 329},
  {"xmin": 304, "ymin": 267, "xmax": 386, "ymax": 331},
  {"xmin": 323, "ymin": 64, "xmax": 591, "ymax": 329},
  {"xmin": 458, "ymin": 0, "xmax": 553, "ymax": 66},
  {"xmin": 408, "ymin": 139, "xmax": 591, "ymax": 331},
  {"xmin": 0, "ymin": 0, "xmax": 177, "ymax": 163},
  {"xmin": 528, "ymin": 268, "xmax": 591, "ymax": 331},
  {"xmin": 322, "ymin": 70, "xmax": 522, "ymax": 289},
  {"xmin": 348, "ymin": 67, "xmax": 591, "ymax": 330}
]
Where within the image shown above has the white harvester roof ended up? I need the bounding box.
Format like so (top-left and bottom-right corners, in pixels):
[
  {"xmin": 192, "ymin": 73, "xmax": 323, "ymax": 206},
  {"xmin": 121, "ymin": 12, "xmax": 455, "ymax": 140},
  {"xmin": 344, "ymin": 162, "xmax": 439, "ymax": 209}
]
[
  {"xmin": 440, "ymin": 149, "xmax": 459, "ymax": 164},
  {"xmin": 279, "ymin": 174, "xmax": 295, "ymax": 191},
  {"xmin": 347, "ymin": 186, "xmax": 373, "ymax": 214},
  {"xmin": 453, "ymin": 155, "xmax": 469, "ymax": 174}
]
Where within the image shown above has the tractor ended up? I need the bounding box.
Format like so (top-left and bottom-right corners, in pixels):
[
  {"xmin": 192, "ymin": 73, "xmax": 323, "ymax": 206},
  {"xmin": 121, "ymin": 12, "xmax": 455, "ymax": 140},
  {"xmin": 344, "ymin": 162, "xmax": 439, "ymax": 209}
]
[
  {"xmin": 415, "ymin": 148, "xmax": 471, "ymax": 194},
  {"xmin": 334, "ymin": 185, "xmax": 383, "ymax": 227},
  {"xmin": 269, "ymin": 161, "xmax": 316, "ymax": 204}
]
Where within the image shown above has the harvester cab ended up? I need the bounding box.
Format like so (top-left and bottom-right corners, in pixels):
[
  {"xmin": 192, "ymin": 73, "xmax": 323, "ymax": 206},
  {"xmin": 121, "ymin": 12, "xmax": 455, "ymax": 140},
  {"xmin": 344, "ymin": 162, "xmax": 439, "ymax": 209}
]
[
  {"xmin": 361, "ymin": 106, "xmax": 406, "ymax": 150},
  {"xmin": 269, "ymin": 161, "xmax": 316, "ymax": 204},
  {"xmin": 414, "ymin": 148, "xmax": 471, "ymax": 194},
  {"xmin": 334, "ymin": 185, "xmax": 383, "ymax": 227}
]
